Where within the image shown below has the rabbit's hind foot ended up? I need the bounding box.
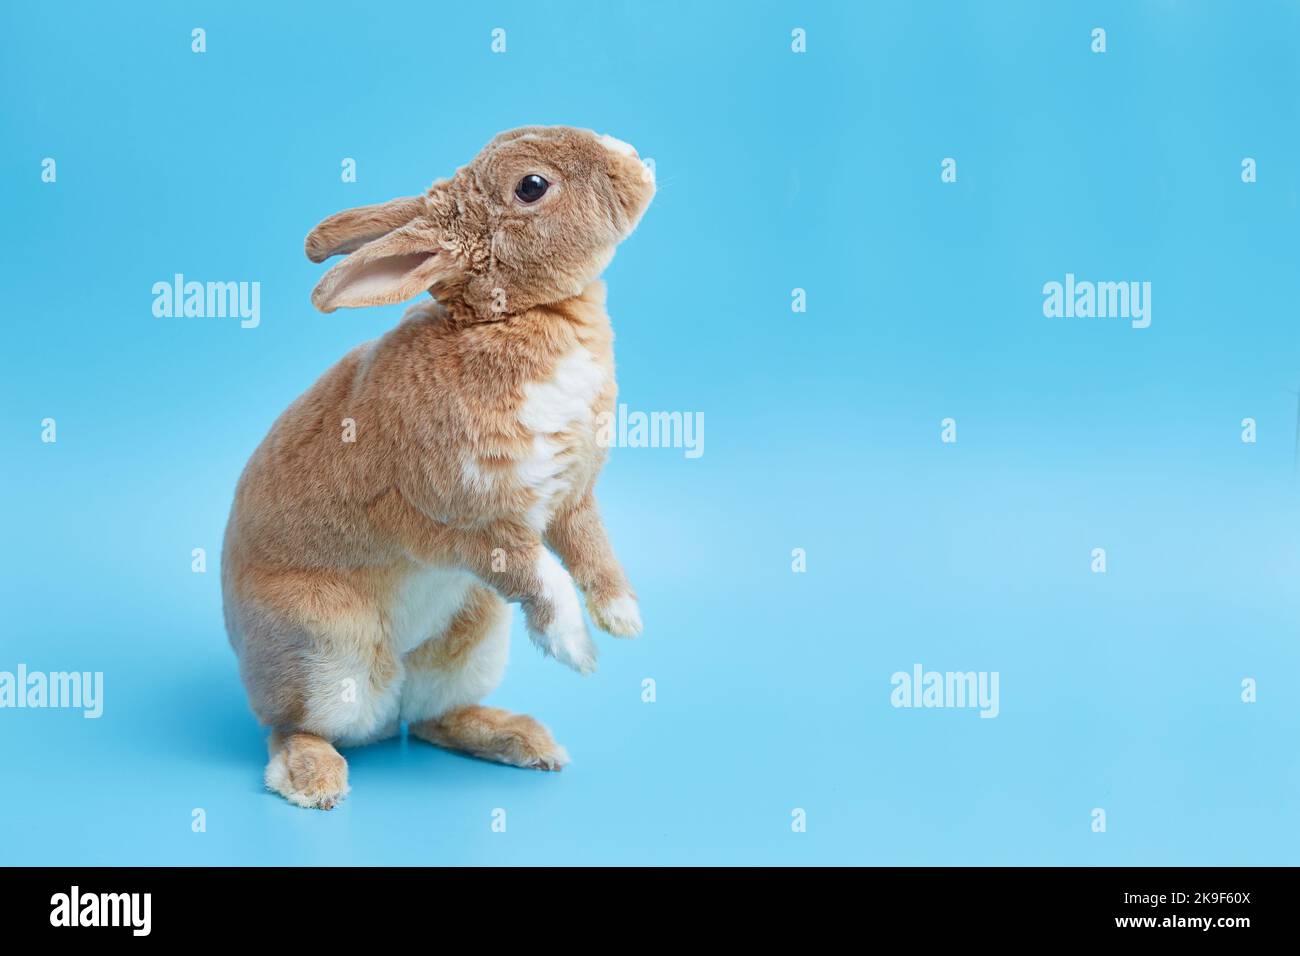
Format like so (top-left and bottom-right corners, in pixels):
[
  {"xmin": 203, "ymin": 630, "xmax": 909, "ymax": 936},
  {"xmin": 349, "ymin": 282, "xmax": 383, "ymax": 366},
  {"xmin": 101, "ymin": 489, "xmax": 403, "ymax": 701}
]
[
  {"xmin": 411, "ymin": 705, "xmax": 570, "ymax": 771},
  {"xmin": 265, "ymin": 731, "xmax": 350, "ymax": 810}
]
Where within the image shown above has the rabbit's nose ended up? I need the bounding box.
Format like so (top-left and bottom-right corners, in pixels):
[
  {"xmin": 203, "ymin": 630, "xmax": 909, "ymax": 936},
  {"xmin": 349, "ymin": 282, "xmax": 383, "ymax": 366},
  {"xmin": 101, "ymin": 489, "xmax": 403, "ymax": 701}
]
[{"xmin": 598, "ymin": 134, "xmax": 638, "ymax": 159}]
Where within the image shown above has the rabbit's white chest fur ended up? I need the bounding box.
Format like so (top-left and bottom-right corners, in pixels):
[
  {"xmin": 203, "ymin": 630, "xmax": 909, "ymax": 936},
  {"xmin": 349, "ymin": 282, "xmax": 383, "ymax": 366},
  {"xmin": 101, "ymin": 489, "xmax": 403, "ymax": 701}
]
[
  {"xmin": 460, "ymin": 344, "xmax": 608, "ymax": 531},
  {"xmin": 515, "ymin": 346, "xmax": 607, "ymax": 528}
]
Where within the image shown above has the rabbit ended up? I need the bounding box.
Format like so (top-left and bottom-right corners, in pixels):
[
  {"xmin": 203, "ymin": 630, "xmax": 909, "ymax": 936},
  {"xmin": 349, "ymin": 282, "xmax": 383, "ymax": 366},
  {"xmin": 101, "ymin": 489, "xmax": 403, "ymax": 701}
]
[{"xmin": 221, "ymin": 126, "xmax": 655, "ymax": 809}]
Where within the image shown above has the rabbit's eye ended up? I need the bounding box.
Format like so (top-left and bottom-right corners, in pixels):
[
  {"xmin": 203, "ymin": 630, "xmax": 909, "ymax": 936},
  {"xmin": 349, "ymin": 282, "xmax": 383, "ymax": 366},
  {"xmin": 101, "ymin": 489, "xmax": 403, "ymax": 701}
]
[{"xmin": 514, "ymin": 174, "xmax": 550, "ymax": 204}]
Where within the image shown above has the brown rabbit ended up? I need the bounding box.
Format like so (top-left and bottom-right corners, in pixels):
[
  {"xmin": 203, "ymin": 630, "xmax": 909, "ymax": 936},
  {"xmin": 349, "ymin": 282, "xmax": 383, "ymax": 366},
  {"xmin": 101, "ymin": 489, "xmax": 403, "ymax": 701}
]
[{"xmin": 221, "ymin": 126, "xmax": 654, "ymax": 809}]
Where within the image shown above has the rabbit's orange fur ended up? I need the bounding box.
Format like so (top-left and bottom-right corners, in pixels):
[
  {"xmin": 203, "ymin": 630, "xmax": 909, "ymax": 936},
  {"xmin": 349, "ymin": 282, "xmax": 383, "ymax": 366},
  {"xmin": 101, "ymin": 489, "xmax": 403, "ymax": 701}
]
[{"xmin": 222, "ymin": 127, "xmax": 654, "ymax": 809}]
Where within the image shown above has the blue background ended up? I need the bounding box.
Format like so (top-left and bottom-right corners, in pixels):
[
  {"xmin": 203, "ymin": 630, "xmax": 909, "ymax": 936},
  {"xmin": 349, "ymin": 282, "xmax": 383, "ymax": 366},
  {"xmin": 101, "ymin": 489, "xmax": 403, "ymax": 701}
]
[{"xmin": 2, "ymin": 0, "xmax": 1298, "ymax": 865}]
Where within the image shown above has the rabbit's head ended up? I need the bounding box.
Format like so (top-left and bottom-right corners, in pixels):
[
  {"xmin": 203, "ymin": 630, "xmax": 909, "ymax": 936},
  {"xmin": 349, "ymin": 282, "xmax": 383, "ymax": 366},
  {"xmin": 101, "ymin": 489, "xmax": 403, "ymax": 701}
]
[{"xmin": 306, "ymin": 126, "xmax": 655, "ymax": 317}]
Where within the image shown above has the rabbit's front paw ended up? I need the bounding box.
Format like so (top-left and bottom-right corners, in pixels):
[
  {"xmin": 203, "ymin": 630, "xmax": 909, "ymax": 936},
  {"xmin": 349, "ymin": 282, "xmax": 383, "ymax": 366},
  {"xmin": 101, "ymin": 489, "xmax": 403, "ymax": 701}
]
[
  {"xmin": 528, "ymin": 553, "xmax": 598, "ymax": 675},
  {"xmin": 589, "ymin": 593, "xmax": 642, "ymax": 637},
  {"xmin": 530, "ymin": 606, "xmax": 597, "ymax": 675}
]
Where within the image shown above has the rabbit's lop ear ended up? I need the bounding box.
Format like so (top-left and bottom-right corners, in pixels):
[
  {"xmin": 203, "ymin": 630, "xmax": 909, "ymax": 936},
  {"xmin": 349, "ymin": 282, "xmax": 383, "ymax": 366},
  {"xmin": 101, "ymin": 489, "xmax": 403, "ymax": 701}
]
[
  {"xmin": 310, "ymin": 223, "xmax": 452, "ymax": 313},
  {"xmin": 304, "ymin": 195, "xmax": 427, "ymax": 263}
]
